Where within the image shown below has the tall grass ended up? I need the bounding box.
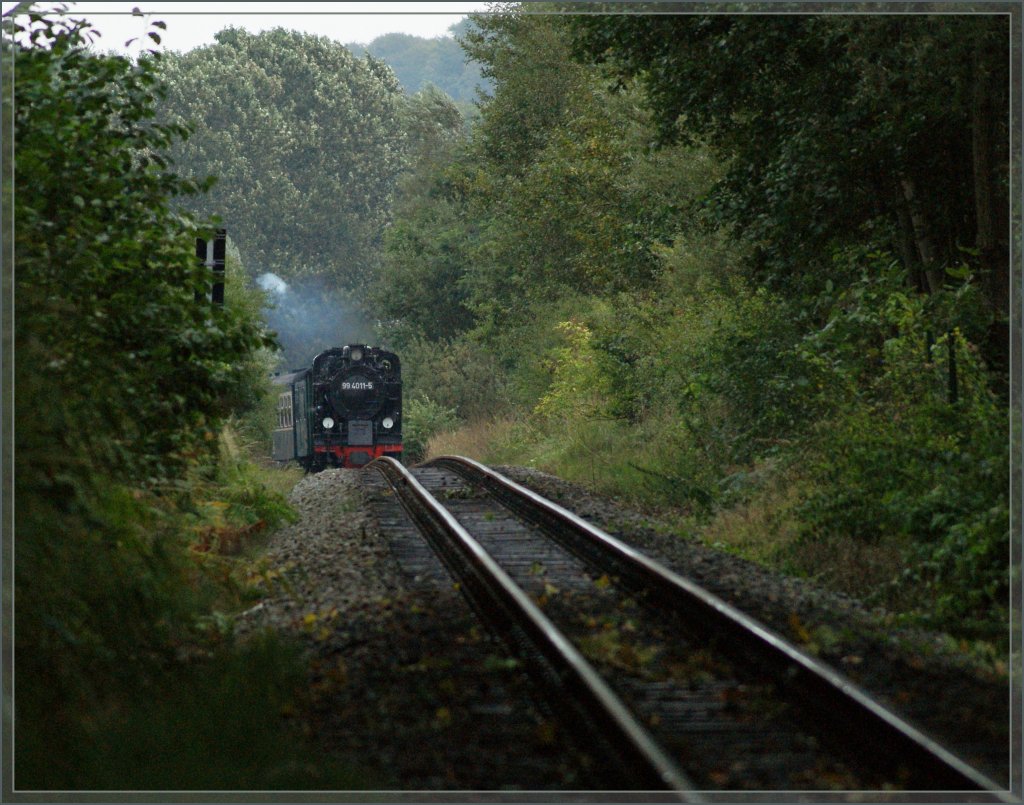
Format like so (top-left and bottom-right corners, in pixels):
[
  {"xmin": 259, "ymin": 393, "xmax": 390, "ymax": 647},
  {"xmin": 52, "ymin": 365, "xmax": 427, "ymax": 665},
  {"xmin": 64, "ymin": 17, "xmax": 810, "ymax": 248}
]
[{"xmin": 427, "ymin": 415, "xmax": 699, "ymax": 519}]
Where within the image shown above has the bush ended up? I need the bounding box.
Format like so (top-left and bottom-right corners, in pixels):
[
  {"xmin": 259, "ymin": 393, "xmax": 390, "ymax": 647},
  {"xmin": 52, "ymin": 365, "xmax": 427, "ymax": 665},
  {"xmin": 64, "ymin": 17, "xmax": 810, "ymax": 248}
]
[
  {"xmin": 391, "ymin": 333, "xmax": 507, "ymax": 422},
  {"xmin": 534, "ymin": 318, "xmax": 612, "ymax": 423},
  {"xmin": 14, "ymin": 472, "xmax": 202, "ymax": 786},
  {"xmin": 402, "ymin": 396, "xmax": 460, "ymax": 463},
  {"xmin": 791, "ymin": 258, "xmax": 1008, "ymax": 635},
  {"xmin": 640, "ymin": 276, "xmax": 826, "ymax": 472},
  {"xmin": 794, "ymin": 367, "xmax": 1008, "ymax": 633}
]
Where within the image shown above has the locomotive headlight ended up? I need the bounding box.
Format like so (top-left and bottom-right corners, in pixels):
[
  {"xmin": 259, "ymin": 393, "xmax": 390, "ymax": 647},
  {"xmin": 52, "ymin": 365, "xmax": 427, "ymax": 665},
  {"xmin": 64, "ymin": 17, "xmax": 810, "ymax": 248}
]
[
  {"xmin": 382, "ymin": 416, "xmax": 394, "ymax": 429},
  {"xmin": 322, "ymin": 417, "xmax": 335, "ymax": 429},
  {"xmin": 350, "ymin": 347, "xmax": 363, "ymax": 362}
]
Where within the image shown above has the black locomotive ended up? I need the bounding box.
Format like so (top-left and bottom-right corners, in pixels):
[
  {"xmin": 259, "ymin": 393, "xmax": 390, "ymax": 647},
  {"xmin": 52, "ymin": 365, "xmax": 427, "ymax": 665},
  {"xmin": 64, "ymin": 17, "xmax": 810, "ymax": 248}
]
[{"xmin": 271, "ymin": 344, "xmax": 402, "ymax": 470}]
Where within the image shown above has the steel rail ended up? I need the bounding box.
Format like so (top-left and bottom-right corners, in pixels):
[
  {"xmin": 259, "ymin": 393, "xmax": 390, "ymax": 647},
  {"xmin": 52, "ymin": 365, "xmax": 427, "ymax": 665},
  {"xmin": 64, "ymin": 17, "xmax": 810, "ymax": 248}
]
[
  {"xmin": 429, "ymin": 455, "xmax": 1012, "ymax": 799},
  {"xmin": 370, "ymin": 456, "xmax": 701, "ymax": 799}
]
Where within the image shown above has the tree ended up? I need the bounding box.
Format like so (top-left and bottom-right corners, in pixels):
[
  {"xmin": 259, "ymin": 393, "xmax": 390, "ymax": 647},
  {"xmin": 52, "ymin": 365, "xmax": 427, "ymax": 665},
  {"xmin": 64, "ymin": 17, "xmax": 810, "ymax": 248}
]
[
  {"xmin": 12, "ymin": 11, "xmax": 271, "ymax": 483},
  {"xmin": 375, "ymin": 139, "xmax": 479, "ymax": 342},
  {"xmin": 455, "ymin": 7, "xmax": 715, "ymax": 331},
  {"xmin": 570, "ymin": 11, "xmax": 1010, "ymax": 358},
  {"xmin": 378, "ymin": 6, "xmax": 720, "ymax": 356},
  {"xmin": 462, "ymin": 5, "xmax": 587, "ymax": 174},
  {"xmin": 158, "ymin": 27, "xmax": 410, "ymax": 296},
  {"xmin": 346, "ymin": 23, "xmax": 490, "ymax": 105}
]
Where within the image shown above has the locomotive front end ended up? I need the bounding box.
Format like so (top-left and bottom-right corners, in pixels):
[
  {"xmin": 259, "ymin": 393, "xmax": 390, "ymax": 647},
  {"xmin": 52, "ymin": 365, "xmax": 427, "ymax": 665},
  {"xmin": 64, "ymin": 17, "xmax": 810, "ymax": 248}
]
[{"xmin": 310, "ymin": 344, "xmax": 402, "ymax": 469}]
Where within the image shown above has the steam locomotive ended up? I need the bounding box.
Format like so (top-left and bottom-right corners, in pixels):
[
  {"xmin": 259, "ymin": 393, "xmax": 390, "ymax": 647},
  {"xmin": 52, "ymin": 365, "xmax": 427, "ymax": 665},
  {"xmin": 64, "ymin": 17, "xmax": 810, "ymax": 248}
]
[{"xmin": 271, "ymin": 345, "xmax": 402, "ymax": 470}]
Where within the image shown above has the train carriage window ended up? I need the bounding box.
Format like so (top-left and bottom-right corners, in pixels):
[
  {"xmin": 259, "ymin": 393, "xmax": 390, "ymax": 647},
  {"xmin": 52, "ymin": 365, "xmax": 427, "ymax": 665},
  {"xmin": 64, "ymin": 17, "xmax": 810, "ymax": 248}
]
[{"xmin": 277, "ymin": 392, "xmax": 293, "ymax": 428}]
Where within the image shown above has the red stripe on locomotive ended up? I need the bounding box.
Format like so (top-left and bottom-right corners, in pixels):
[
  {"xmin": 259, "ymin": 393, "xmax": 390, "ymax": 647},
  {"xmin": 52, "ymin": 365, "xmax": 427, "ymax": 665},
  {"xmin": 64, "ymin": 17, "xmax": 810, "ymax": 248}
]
[{"xmin": 314, "ymin": 443, "xmax": 403, "ymax": 468}]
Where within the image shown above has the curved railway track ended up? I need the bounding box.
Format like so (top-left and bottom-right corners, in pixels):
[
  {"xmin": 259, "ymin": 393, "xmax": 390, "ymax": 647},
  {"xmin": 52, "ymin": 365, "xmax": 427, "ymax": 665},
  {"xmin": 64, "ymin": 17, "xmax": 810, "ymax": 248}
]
[{"xmin": 368, "ymin": 455, "xmax": 1011, "ymax": 799}]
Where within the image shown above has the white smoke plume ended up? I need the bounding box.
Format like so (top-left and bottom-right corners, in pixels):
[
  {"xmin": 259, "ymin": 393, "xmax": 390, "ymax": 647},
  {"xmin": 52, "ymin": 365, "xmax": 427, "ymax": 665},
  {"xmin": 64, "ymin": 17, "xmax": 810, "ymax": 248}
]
[
  {"xmin": 257, "ymin": 272, "xmax": 289, "ymax": 296},
  {"xmin": 260, "ymin": 275, "xmax": 376, "ymax": 370}
]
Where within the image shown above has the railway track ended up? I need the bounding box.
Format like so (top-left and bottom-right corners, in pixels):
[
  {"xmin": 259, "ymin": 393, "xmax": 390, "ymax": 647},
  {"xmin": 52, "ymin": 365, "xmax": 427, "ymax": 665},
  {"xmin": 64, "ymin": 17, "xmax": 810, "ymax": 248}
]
[{"xmin": 368, "ymin": 455, "xmax": 1011, "ymax": 799}]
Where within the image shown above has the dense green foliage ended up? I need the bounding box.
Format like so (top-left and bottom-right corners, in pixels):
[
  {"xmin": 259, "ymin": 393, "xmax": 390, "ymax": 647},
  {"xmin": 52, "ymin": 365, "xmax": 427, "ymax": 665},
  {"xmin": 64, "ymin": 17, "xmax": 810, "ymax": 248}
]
[
  {"xmin": 570, "ymin": 11, "xmax": 1010, "ymax": 349},
  {"xmin": 8, "ymin": 8, "xmax": 353, "ymax": 788},
  {"xmin": 380, "ymin": 6, "xmax": 1011, "ymax": 642},
  {"xmin": 402, "ymin": 395, "xmax": 460, "ymax": 463},
  {"xmin": 14, "ymin": 19, "xmax": 270, "ymax": 482},
  {"xmin": 159, "ymin": 28, "xmax": 408, "ymax": 294}
]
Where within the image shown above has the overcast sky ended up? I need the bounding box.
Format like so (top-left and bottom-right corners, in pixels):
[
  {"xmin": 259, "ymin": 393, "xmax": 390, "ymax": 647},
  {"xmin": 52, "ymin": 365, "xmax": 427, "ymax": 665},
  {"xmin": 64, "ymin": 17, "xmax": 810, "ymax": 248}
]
[{"xmin": 2, "ymin": 2, "xmax": 492, "ymax": 55}]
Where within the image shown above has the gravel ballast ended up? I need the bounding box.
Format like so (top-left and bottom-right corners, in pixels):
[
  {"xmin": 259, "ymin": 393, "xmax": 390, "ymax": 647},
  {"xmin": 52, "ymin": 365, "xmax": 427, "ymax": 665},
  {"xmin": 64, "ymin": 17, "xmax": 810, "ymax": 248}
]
[
  {"xmin": 239, "ymin": 463, "xmax": 1011, "ymax": 793},
  {"xmin": 239, "ymin": 468, "xmax": 593, "ymax": 791}
]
